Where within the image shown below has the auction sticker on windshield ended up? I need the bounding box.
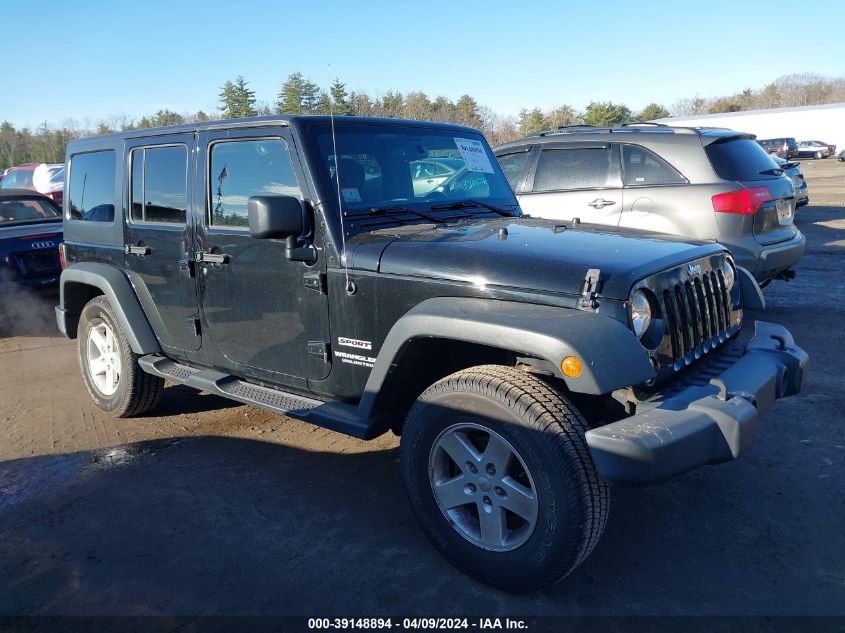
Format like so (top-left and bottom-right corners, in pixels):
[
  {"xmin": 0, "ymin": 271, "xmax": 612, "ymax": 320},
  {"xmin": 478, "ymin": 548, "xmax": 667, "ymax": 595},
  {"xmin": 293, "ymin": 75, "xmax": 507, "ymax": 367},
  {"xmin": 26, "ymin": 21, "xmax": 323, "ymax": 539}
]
[{"xmin": 454, "ymin": 138, "xmax": 494, "ymax": 173}]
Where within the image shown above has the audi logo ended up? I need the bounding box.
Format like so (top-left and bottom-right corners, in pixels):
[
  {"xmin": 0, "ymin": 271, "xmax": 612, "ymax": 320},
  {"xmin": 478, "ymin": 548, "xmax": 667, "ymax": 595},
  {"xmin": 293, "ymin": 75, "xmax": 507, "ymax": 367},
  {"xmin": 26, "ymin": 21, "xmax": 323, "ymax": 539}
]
[{"xmin": 31, "ymin": 241, "xmax": 55, "ymax": 249}]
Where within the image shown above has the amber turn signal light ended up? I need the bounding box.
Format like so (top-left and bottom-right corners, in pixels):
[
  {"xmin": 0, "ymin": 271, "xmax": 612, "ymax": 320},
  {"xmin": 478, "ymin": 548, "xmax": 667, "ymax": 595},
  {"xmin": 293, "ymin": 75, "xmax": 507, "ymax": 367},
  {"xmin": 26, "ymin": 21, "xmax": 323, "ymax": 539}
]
[{"xmin": 561, "ymin": 356, "xmax": 583, "ymax": 378}]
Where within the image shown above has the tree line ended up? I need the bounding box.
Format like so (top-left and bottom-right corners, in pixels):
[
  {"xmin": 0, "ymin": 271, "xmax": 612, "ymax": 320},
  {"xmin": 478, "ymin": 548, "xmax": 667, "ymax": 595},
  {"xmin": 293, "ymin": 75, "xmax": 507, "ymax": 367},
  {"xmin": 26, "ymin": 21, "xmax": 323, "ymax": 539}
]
[{"xmin": 1, "ymin": 71, "xmax": 843, "ymax": 170}]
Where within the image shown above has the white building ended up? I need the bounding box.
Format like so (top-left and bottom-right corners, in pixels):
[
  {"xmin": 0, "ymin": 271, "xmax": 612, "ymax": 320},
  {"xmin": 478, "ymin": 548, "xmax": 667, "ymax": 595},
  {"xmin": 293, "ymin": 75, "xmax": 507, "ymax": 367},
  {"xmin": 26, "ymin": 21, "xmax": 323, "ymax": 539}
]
[{"xmin": 653, "ymin": 102, "xmax": 845, "ymax": 154}]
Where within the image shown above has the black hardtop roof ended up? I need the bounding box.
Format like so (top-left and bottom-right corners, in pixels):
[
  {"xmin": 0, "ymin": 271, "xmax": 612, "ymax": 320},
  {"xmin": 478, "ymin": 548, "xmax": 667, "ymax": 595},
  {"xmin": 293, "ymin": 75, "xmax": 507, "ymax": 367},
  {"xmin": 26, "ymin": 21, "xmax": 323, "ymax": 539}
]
[
  {"xmin": 67, "ymin": 115, "xmax": 483, "ymax": 150},
  {"xmin": 494, "ymin": 123, "xmax": 753, "ymax": 150}
]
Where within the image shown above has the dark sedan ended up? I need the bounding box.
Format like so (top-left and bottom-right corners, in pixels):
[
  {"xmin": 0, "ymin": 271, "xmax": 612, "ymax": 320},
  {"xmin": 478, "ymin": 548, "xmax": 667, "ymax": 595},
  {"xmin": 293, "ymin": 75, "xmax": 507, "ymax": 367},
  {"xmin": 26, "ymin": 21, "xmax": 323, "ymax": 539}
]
[{"xmin": 0, "ymin": 189, "xmax": 63, "ymax": 293}]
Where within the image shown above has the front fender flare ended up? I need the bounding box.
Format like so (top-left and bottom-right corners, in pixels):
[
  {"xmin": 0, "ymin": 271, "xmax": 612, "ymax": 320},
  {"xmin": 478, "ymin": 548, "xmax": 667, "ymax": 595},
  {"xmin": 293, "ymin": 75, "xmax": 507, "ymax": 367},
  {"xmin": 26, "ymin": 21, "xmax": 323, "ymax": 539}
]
[
  {"xmin": 358, "ymin": 297, "xmax": 654, "ymax": 419},
  {"xmin": 58, "ymin": 262, "xmax": 161, "ymax": 354}
]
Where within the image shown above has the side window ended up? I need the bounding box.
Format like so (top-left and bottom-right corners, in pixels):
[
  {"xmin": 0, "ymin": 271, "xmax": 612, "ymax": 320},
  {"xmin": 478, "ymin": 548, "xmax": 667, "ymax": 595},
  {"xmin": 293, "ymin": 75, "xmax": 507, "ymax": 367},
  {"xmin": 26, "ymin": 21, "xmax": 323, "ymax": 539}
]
[
  {"xmin": 130, "ymin": 145, "xmax": 188, "ymax": 224},
  {"xmin": 209, "ymin": 138, "xmax": 302, "ymax": 228},
  {"xmin": 622, "ymin": 144, "xmax": 686, "ymax": 186},
  {"xmin": 533, "ymin": 147, "xmax": 612, "ymax": 192},
  {"xmin": 68, "ymin": 150, "xmax": 115, "ymax": 222},
  {"xmin": 496, "ymin": 151, "xmax": 531, "ymax": 190}
]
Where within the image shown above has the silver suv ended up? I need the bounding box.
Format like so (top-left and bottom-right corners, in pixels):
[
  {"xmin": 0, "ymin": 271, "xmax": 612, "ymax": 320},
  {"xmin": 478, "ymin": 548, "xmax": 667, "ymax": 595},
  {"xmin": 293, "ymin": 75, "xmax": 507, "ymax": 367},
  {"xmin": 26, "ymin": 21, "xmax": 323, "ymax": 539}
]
[{"xmin": 494, "ymin": 124, "xmax": 806, "ymax": 283}]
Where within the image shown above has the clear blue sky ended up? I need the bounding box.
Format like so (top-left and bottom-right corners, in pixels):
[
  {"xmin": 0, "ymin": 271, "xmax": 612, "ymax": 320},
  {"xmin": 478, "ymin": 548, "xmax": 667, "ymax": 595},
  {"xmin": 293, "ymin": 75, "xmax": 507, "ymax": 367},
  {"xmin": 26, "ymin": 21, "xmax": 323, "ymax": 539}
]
[{"xmin": 3, "ymin": 0, "xmax": 843, "ymax": 128}]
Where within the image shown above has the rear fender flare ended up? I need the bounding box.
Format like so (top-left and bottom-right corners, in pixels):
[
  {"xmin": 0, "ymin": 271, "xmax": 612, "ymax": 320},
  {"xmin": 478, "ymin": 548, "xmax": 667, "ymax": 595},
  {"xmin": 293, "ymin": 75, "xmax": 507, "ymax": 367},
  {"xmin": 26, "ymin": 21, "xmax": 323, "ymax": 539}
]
[{"xmin": 59, "ymin": 262, "xmax": 161, "ymax": 354}]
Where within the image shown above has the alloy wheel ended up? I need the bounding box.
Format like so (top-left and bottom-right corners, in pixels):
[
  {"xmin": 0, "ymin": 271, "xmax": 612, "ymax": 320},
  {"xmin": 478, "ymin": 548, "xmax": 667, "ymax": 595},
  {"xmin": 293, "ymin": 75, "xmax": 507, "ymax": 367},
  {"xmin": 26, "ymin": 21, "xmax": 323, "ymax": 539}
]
[
  {"xmin": 428, "ymin": 422, "xmax": 539, "ymax": 552},
  {"xmin": 87, "ymin": 322, "xmax": 122, "ymax": 396}
]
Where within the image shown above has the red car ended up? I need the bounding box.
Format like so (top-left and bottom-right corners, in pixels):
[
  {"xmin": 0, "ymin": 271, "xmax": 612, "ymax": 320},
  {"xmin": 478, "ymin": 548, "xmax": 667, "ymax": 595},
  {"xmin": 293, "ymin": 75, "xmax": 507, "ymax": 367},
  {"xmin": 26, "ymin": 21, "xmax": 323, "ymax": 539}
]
[{"xmin": 0, "ymin": 163, "xmax": 65, "ymax": 208}]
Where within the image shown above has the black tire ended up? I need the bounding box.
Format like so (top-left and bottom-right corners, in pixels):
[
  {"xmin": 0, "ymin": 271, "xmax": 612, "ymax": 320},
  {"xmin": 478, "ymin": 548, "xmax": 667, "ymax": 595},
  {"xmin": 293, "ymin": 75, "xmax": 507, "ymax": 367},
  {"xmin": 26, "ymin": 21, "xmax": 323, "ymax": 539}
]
[
  {"xmin": 815, "ymin": 151, "xmax": 823, "ymax": 160},
  {"xmin": 401, "ymin": 364, "xmax": 609, "ymax": 591},
  {"xmin": 77, "ymin": 295, "xmax": 163, "ymax": 417}
]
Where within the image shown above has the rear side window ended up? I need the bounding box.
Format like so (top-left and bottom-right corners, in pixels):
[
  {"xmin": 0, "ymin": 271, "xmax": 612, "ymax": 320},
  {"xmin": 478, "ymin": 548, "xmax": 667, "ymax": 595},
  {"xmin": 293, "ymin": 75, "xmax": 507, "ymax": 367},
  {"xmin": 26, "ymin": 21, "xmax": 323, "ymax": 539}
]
[
  {"xmin": 209, "ymin": 138, "xmax": 302, "ymax": 228},
  {"xmin": 0, "ymin": 169, "xmax": 34, "ymax": 190},
  {"xmin": 706, "ymin": 138, "xmax": 781, "ymax": 181},
  {"xmin": 533, "ymin": 147, "xmax": 612, "ymax": 192},
  {"xmin": 68, "ymin": 150, "xmax": 116, "ymax": 222},
  {"xmin": 622, "ymin": 144, "xmax": 686, "ymax": 186},
  {"xmin": 496, "ymin": 151, "xmax": 531, "ymax": 190},
  {"xmin": 130, "ymin": 145, "xmax": 188, "ymax": 224}
]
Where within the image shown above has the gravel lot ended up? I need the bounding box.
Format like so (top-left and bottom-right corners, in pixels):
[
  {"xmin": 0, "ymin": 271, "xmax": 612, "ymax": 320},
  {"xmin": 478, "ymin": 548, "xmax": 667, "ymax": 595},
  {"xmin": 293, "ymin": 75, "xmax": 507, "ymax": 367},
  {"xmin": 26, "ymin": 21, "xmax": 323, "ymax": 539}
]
[{"xmin": 0, "ymin": 159, "xmax": 843, "ymax": 617}]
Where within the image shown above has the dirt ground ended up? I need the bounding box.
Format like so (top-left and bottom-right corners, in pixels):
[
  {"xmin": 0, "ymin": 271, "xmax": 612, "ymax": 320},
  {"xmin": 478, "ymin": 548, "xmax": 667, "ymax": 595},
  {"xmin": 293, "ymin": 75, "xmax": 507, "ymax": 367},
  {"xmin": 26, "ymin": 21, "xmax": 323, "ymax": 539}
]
[{"xmin": 0, "ymin": 159, "xmax": 843, "ymax": 616}]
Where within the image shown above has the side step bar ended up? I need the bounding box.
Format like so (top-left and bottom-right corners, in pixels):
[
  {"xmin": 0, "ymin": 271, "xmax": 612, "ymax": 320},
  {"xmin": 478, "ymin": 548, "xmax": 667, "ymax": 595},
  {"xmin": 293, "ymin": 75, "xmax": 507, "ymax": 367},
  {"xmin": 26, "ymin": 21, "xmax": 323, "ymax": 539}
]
[{"xmin": 138, "ymin": 355, "xmax": 381, "ymax": 439}]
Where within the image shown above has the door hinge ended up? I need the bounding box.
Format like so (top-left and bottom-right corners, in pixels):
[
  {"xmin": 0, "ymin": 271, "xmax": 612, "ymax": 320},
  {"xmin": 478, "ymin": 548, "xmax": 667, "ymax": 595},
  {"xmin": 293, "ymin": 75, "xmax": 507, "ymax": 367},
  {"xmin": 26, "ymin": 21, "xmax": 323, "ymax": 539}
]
[
  {"xmin": 303, "ymin": 271, "xmax": 327, "ymax": 294},
  {"xmin": 178, "ymin": 258, "xmax": 196, "ymax": 277},
  {"xmin": 184, "ymin": 317, "xmax": 201, "ymax": 336},
  {"xmin": 307, "ymin": 340, "xmax": 330, "ymax": 363},
  {"xmin": 580, "ymin": 268, "xmax": 602, "ymax": 311}
]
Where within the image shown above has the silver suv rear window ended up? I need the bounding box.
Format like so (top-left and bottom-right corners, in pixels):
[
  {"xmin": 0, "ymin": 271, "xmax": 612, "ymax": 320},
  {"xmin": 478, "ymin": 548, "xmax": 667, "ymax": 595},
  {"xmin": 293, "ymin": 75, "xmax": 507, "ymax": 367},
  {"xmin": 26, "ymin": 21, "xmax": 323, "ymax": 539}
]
[{"xmin": 706, "ymin": 138, "xmax": 781, "ymax": 181}]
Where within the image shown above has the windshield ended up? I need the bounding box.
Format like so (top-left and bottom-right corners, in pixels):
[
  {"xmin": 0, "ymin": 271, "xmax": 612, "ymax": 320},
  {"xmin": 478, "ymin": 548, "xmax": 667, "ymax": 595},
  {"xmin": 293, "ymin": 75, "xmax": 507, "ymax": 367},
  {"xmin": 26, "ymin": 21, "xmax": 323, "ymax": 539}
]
[
  {"xmin": 307, "ymin": 124, "xmax": 518, "ymax": 228},
  {"xmin": 0, "ymin": 197, "xmax": 62, "ymax": 225}
]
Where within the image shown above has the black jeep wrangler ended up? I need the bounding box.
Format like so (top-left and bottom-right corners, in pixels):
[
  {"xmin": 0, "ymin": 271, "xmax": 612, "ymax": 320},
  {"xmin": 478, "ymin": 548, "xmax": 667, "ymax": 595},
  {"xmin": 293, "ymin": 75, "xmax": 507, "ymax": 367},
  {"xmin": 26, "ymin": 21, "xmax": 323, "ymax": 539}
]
[{"xmin": 55, "ymin": 115, "xmax": 807, "ymax": 591}]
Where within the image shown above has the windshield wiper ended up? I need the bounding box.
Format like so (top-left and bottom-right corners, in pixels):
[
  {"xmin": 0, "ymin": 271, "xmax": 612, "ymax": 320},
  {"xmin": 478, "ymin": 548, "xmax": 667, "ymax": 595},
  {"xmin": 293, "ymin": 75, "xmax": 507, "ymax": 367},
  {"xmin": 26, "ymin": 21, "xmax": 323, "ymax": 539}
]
[
  {"xmin": 366, "ymin": 205, "xmax": 443, "ymax": 223},
  {"xmin": 429, "ymin": 199, "xmax": 514, "ymax": 217},
  {"xmin": 758, "ymin": 167, "xmax": 784, "ymax": 176}
]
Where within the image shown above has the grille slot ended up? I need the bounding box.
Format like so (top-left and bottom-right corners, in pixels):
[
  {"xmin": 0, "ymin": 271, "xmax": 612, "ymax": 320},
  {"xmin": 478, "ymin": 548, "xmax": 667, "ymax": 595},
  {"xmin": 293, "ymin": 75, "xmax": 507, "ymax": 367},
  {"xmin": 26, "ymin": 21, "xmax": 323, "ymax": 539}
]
[{"xmin": 662, "ymin": 267, "xmax": 734, "ymax": 369}]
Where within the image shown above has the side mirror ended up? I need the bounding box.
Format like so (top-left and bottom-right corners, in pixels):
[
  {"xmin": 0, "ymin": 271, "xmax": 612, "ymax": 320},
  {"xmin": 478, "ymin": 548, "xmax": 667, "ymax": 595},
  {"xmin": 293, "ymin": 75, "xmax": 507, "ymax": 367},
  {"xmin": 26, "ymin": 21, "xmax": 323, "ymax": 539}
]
[
  {"xmin": 248, "ymin": 195, "xmax": 304, "ymax": 240},
  {"xmin": 247, "ymin": 195, "xmax": 316, "ymax": 263}
]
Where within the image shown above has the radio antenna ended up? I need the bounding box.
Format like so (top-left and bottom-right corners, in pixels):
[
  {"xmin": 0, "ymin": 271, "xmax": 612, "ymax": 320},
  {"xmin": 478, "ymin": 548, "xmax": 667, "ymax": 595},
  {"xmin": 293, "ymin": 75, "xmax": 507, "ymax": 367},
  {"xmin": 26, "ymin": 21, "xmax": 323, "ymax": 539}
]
[{"xmin": 327, "ymin": 65, "xmax": 352, "ymax": 293}]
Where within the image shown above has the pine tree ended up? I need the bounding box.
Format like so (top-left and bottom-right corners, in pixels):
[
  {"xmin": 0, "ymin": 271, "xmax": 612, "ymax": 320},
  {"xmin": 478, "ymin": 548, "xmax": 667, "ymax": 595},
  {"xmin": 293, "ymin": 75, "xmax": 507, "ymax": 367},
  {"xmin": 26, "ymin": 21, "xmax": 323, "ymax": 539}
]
[
  {"xmin": 517, "ymin": 108, "xmax": 547, "ymax": 135},
  {"xmin": 232, "ymin": 76, "xmax": 257, "ymax": 117},
  {"xmin": 218, "ymin": 76, "xmax": 255, "ymax": 118},
  {"xmin": 455, "ymin": 95, "xmax": 482, "ymax": 128},
  {"xmin": 218, "ymin": 80, "xmax": 237, "ymax": 118},
  {"xmin": 329, "ymin": 79, "xmax": 353, "ymax": 115},
  {"xmin": 277, "ymin": 72, "xmax": 320, "ymax": 114},
  {"xmin": 316, "ymin": 92, "xmax": 332, "ymax": 115}
]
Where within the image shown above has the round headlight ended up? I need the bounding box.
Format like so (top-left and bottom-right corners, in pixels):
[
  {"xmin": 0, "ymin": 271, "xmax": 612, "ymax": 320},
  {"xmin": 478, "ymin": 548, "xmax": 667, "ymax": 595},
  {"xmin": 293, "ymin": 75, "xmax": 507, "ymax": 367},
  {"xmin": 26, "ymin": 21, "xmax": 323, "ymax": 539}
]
[
  {"xmin": 721, "ymin": 260, "xmax": 736, "ymax": 291},
  {"xmin": 630, "ymin": 290, "xmax": 652, "ymax": 339}
]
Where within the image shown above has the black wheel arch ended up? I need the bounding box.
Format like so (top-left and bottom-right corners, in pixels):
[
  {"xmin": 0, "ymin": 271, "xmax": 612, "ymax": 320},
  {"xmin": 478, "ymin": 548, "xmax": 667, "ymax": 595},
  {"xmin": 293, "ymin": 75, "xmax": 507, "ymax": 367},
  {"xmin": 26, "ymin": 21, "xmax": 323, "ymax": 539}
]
[
  {"xmin": 358, "ymin": 297, "xmax": 654, "ymax": 433},
  {"xmin": 57, "ymin": 262, "xmax": 161, "ymax": 354}
]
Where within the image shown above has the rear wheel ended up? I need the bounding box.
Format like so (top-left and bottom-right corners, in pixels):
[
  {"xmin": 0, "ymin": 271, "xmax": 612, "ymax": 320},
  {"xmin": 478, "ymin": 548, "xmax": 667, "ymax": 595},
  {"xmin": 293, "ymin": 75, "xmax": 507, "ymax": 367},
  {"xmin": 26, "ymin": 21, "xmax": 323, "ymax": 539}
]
[
  {"xmin": 815, "ymin": 151, "xmax": 823, "ymax": 159},
  {"xmin": 401, "ymin": 365, "xmax": 609, "ymax": 591},
  {"xmin": 78, "ymin": 296, "xmax": 163, "ymax": 417}
]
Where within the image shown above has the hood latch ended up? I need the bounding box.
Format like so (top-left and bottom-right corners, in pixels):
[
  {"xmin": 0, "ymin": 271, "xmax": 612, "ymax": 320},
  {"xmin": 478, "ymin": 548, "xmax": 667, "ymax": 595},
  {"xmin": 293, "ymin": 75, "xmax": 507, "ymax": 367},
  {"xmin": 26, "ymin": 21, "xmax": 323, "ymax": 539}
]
[{"xmin": 579, "ymin": 268, "xmax": 602, "ymax": 311}]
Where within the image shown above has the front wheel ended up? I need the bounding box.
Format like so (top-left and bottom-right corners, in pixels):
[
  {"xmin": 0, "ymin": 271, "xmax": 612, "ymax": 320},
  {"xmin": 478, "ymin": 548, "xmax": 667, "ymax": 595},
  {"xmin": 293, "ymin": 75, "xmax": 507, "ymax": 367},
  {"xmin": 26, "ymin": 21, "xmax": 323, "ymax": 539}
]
[
  {"xmin": 78, "ymin": 296, "xmax": 163, "ymax": 417},
  {"xmin": 401, "ymin": 365, "xmax": 609, "ymax": 591}
]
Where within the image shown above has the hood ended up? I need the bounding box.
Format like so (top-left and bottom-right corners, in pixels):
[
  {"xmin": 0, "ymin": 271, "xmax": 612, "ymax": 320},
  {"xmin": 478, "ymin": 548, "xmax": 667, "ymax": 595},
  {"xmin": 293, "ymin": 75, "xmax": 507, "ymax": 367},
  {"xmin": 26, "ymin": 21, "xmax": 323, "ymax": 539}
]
[{"xmin": 347, "ymin": 218, "xmax": 724, "ymax": 300}]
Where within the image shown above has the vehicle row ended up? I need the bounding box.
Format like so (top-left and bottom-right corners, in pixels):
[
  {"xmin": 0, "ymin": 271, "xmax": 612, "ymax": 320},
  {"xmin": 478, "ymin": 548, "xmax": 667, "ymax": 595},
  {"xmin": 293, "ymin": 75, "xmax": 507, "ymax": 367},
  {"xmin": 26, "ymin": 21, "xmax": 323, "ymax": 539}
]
[
  {"xmin": 757, "ymin": 137, "xmax": 837, "ymax": 159},
  {"xmin": 0, "ymin": 162, "xmax": 65, "ymax": 207}
]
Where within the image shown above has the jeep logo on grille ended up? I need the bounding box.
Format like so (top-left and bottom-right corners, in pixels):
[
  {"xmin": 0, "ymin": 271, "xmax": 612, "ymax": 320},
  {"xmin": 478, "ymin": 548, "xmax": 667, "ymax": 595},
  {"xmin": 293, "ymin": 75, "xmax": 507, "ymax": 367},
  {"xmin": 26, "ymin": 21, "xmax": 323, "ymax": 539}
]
[
  {"xmin": 688, "ymin": 263, "xmax": 702, "ymax": 276},
  {"xmin": 31, "ymin": 241, "xmax": 55, "ymax": 249}
]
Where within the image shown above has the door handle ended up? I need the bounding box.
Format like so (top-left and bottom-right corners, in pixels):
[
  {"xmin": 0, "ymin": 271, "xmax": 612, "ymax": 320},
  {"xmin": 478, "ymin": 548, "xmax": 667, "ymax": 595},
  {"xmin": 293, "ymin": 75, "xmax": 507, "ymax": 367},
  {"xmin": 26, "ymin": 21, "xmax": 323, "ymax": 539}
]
[
  {"xmin": 195, "ymin": 252, "xmax": 229, "ymax": 265},
  {"xmin": 124, "ymin": 244, "xmax": 150, "ymax": 256},
  {"xmin": 587, "ymin": 198, "xmax": 616, "ymax": 209}
]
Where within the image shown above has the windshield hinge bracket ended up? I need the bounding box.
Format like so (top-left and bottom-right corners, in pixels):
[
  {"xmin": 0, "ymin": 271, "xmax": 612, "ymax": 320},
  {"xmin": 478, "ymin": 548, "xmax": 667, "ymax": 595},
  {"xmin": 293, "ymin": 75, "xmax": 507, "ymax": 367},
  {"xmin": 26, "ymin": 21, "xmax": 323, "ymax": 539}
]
[
  {"xmin": 579, "ymin": 268, "xmax": 602, "ymax": 311},
  {"xmin": 303, "ymin": 271, "xmax": 327, "ymax": 294}
]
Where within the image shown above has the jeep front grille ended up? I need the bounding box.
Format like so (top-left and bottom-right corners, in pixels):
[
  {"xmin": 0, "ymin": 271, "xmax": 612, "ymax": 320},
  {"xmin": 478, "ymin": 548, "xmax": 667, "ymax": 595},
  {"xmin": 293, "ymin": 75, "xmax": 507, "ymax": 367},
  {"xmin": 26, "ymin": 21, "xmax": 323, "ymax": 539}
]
[{"xmin": 661, "ymin": 268, "xmax": 732, "ymax": 370}]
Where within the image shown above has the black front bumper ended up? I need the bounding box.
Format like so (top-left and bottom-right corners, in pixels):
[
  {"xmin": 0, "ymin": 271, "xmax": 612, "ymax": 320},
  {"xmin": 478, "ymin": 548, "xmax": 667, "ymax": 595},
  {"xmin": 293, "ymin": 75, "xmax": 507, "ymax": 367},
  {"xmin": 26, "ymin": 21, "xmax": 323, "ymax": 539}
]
[{"xmin": 585, "ymin": 321, "xmax": 808, "ymax": 485}]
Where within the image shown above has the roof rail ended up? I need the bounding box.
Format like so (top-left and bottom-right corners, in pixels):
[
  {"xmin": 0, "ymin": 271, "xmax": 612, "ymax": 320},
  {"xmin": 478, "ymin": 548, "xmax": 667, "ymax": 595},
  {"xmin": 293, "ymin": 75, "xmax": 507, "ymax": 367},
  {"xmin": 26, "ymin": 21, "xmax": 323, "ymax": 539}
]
[
  {"xmin": 621, "ymin": 121, "xmax": 670, "ymax": 128},
  {"xmin": 527, "ymin": 125, "xmax": 612, "ymax": 138}
]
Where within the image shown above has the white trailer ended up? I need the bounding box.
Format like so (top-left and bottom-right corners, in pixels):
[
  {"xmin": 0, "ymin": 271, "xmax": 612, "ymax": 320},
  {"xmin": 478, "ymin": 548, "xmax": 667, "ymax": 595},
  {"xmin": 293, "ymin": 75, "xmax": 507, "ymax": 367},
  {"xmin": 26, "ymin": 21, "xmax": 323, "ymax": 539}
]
[{"xmin": 653, "ymin": 103, "xmax": 845, "ymax": 156}]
